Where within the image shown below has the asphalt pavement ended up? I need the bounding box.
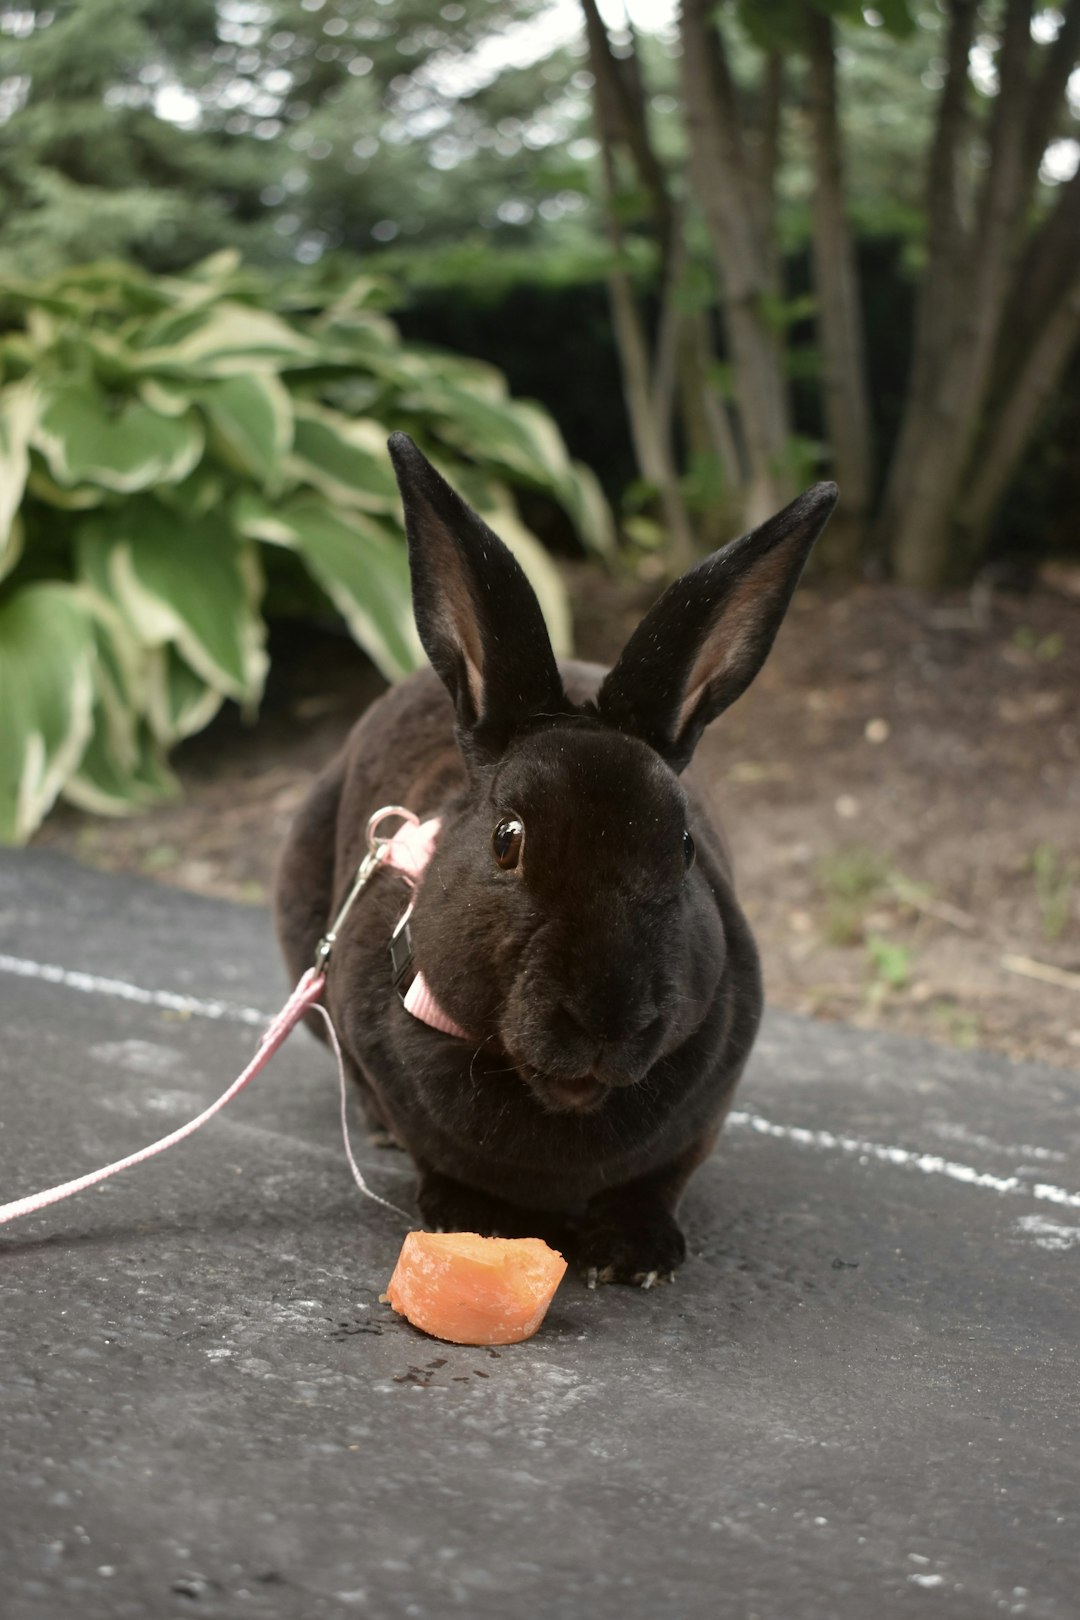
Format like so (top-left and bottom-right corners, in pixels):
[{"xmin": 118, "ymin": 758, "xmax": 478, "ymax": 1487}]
[{"xmin": 1, "ymin": 848, "xmax": 1077, "ymax": 1620}]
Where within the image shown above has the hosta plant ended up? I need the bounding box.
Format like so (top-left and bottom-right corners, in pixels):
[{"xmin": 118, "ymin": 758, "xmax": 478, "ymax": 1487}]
[{"xmin": 0, "ymin": 253, "xmax": 612, "ymax": 842}]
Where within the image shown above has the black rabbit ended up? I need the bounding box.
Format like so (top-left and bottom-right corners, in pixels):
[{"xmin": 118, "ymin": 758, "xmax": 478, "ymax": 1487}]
[{"xmin": 276, "ymin": 434, "xmax": 837, "ymax": 1285}]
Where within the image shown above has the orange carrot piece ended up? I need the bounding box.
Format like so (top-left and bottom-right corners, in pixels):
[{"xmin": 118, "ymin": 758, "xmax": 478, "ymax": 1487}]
[{"xmin": 384, "ymin": 1231, "xmax": 568, "ymax": 1346}]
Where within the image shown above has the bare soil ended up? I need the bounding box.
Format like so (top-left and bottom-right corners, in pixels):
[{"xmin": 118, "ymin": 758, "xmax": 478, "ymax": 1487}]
[{"xmin": 34, "ymin": 570, "xmax": 1080, "ymax": 1071}]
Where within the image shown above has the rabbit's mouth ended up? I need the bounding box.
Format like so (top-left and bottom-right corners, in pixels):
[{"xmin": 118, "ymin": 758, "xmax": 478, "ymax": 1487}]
[
  {"xmin": 515, "ymin": 1060, "xmax": 609, "ymax": 1114},
  {"xmin": 540, "ymin": 1071, "xmax": 609, "ymax": 1113}
]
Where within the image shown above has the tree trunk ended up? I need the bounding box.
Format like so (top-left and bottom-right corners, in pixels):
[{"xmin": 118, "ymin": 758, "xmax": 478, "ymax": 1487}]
[
  {"xmin": 804, "ymin": 6, "xmax": 875, "ymax": 572},
  {"xmin": 875, "ymin": 0, "xmax": 979, "ymax": 586},
  {"xmin": 581, "ymin": 0, "xmax": 697, "ymax": 571},
  {"xmin": 678, "ymin": 0, "xmax": 793, "ymax": 526},
  {"xmin": 958, "ymin": 271, "xmax": 1080, "ymax": 549},
  {"xmin": 601, "ymin": 194, "xmax": 697, "ymax": 573},
  {"xmin": 957, "ymin": 255, "xmax": 1080, "ymax": 553},
  {"xmin": 880, "ymin": 0, "xmax": 1049, "ymax": 588},
  {"xmin": 676, "ymin": 307, "xmax": 744, "ymax": 546}
]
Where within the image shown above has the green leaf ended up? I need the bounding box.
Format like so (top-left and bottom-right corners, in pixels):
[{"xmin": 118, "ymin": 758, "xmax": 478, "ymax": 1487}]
[
  {"xmin": 0, "ymin": 583, "xmax": 96, "ymax": 842},
  {"xmin": 144, "ymin": 644, "xmax": 226, "ymax": 745},
  {"xmin": 867, "ymin": 934, "xmax": 914, "ymax": 990},
  {"xmin": 137, "ymin": 377, "xmax": 195, "ymax": 418},
  {"xmin": 733, "ymin": 0, "xmax": 805, "ymax": 53},
  {"xmin": 77, "ymin": 502, "xmax": 267, "ymax": 703},
  {"xmin": 65, "ymin": 714, "xmax": 178, "ymax": 816},
  {"xmin": 0, "ymin": 382, "xmax": 36, "ymax": 579},
  {"xmin": 560, "ymin": 459, "xmax": 616, "ymax": 559},
  {"xmin": 870, "ymin": 0, "xmax": 916, "ymax": 39},
  {"xmin": 135, "ymin": 302, "xmax": 323, "ymax": 377},
  {"xmin": 420, "ymin": 383, "xmax": 559, "ymax": 486},
  {"xmin": 199, "ymin": 373, "xmax": 293, "ymax": 484},
  {"xmin": 472, "ymin": 486, "xmax": 573, "ymax": 657},
  {"xmin": 64, "ymin": 597, "xmax": 182, "ymax": 815},
  {"xmin": 32, "ymin": 380, "xmax": 204, "ymax": 492},
  {"xmin": 414, "ymin": 385, "xmax": 613, "ymax": 555},
  {"xmin": 236, "ymin": 493, "xmax": 418, "ymax": 681},
  {"xmin": 26, "ymin": 465, "xmax": 105, "ymax": 510},
  {"xmin": 288, "ymin": 404, "xmax": 399, "ymax": 513},
  {"xmin": 129, "ymin": 726, "xmax": 179, "ymax": 802}
]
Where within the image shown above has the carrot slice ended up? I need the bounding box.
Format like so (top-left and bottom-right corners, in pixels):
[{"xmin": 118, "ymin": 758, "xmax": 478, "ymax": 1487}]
[{"xmin": 384, "ymin": 1231, "xmax": 568, "ymax": 1346}]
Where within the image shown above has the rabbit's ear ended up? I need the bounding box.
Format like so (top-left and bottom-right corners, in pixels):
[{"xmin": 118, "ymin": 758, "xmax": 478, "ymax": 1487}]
[
  {"xmin": 388, "ymin": 433, "xmax": 565, "ymax": 759},
  {"xmin": 597, "ymin": 483, "xmax": 838, "ymax": 771}
]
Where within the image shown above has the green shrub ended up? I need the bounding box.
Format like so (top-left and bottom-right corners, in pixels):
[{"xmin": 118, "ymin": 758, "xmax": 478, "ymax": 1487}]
[{"xmin": 0, "ymin": 252, "xmax": 613, "ymax": 843}]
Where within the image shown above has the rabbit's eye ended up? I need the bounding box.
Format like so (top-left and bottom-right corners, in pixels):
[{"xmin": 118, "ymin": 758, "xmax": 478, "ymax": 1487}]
[
  {"xmin": 683, "ymin": 830, "xmax": 696, "ymax": 871},
  {"xmin": 492, "ymin": 816, "xmax": 524, "ymax": 871}
]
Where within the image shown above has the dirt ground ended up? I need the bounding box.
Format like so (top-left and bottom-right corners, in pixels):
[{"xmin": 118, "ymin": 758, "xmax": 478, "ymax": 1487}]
[{"xmin": 34, "ymin": 567, "xmax": 1080, "ymax": 1071}]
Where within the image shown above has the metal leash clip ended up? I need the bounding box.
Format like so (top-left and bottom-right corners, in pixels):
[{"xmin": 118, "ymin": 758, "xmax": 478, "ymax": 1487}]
[{"xmin": 313, "ymin": 805, "xmax": 419, "ymax": 972}]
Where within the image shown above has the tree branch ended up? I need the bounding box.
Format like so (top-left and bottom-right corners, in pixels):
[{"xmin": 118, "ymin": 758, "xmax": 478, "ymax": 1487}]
[
  {"xmin": 583, "ymin": 0, "xmax": 697, "ymax": 569},
  {"xmin": 753, "ymin": 50, "xmax": 783, "ymax": 291},
  {"xmin": 992, "ymin": 168, "xmax": 1080, "ymax": 396},
  {"xmin": 678, "ymin": 0, "xmax": 793, "ymax": 518},
  {"xmin": 974, "ymin": 0, "xmax": 1033, "ymax": 259},
  {"xmin": 958, "ymin": 266, "xmax": 1080, "ymax": 545},
  {"xmin": 678, "ymin": 0, "xmax": 762, "ymax": 300},
  {"xmin": 959, "ymin": 169, "xmax": 1080, "ymax": 545},
  {"xmin": 580, "ymin": 0, "xmax": 675, "ymax": 263},
  {"xmin": 805, "ymin": 3, "xmax": 874, "ymax": 566}
]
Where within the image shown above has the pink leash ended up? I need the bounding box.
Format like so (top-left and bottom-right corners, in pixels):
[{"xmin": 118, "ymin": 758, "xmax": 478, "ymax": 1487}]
[{"xmin": 0, "ymin": 806, "xmax": 452, "ymax": 1230}]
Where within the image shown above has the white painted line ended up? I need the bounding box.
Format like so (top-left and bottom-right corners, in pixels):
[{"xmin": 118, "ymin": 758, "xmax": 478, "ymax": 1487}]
[
  {"xmin": 1014, "ymin": 1214, "xmax": 1080, "ymax": 1251},
  {"xmin": 3, "ymin": 949, "xmax": 1079, "ymax": 1213},
  {"xmin": 928, "ymin": 1120, "xmax": 1067, "ymax": 1164},
  {"xmin": 0, "ymin": 952, "xmax": 267, "ymax": 1028},
  {"xmin": 727, "ymin": 1111, "xmax": 1080, "ymax": 1212}
]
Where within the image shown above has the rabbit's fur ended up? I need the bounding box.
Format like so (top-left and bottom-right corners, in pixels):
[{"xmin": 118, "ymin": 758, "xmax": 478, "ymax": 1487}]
[{"xmin": 276, "ymin": 435, "xmax": 837, "ymax": 1284}]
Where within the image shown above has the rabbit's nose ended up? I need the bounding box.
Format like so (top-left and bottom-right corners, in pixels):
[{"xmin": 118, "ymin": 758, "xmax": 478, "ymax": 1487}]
[{"xmin": 557, "ymin": 995, "xmax": 660, "ymax": 1047}]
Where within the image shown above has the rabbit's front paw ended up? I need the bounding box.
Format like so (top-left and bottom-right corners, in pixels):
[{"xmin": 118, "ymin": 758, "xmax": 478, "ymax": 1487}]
[
  {"xmin": 417, "ymin": 1171, "xmax": 516, "ymax": 1237},
  {"xmin": 416, "ymin": 1169, "xmax": 572, "ymax": 1252},
  {"xmin": 576, "ymin": 1209, "xmax": 687, "ymax": 1288}
]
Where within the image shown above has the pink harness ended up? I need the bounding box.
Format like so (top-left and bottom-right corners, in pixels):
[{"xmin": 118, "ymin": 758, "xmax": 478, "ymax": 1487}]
[
  {"xmin": 0, "ymin": 806, "xmax": 464, "ymax": 1227},
  {"xmin": 379, "ymin": 815, "xmax": 469, "ymax": 1041}
]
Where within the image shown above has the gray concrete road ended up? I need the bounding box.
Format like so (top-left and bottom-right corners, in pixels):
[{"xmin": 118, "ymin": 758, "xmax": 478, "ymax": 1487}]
[{"xmin": 1, "ymin": 849, "xmax": 1077, "ymax": 1620}]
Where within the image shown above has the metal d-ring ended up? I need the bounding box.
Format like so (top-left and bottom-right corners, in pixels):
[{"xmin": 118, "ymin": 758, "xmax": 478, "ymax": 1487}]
[
  {"xmin": 314, "ymin": 805, "xmax": 422, "ymax": 973},
  {"xmin": 365, "ymin": 804, "xmax": 419, "ymax": 858}
]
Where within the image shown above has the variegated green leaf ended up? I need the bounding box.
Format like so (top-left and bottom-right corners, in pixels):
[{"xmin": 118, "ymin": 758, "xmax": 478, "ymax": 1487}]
[
  {"xmin": 236, "ymin": 493, "xmax": 417, "ymax": 681},
  {"xmin": 231, "ymin": 489, "xmax": 302, "ymax": 549},
  {"xmin": 26, "ymin": 466, "xmax": 105, "ymax": 510},
  {"xmin": 423, "ymin": 384, "xmax": 614, "ymax": 557},
  {"xmin": 130, "ymin": 726, "xmax": 180, "ymax": 801},
  {"xmin": 198, "ymin": 373, "xmax": 293, "ymax": 484},
  {"xmin": 78, "ymin": 502, "xmax": 267, "ymax": 704},
  {"xmin": 144, "ymin": 644, "xmax": 226, "ymax": 745},
  {"xmin": 0, "ymin": 382, "xmax": 37, "ymax": 579},
  {"xmin": 135, "ymin": 302, "xmax": 323, "ymax": 377},
  {"xmin": 66, "ymin": 716, "xmax": 178, "ymax": 816},
  {"xmin": 288, "ymin": 404, "xmax": 400, "ymax": 513},
  {"xmin": 406, "ymin": 349, "xmax": 509, "ymax": 402},
  {"xmin": 473, "ymin": 487, "xmax": 573, "ymax": 658},
  {"xmin": 0, "ymin": 254, "xmax": 617, "ymax": 842},
  {"xmin": 420, "ymin": 381, "xmax": 566, "ymax": 488},
  {"xmin": 560, "ymin": 459, "xmax": 617, "ymax": 559},
  {"xmin": 138, "ymin": 377, "xmax": 195, "ymax": 418},
  {"xmin": 157, "ymin": 468, "xmax": 229, "ymax": 521},
  {"xmin": 0, "ymin": 583, "xmax": 96, "ymax": 842},
  {"xmin": 32, "ymin": 380, "xmax": 204, "ymax": 492},
  {"xmin": 68, "ymin": 597, "xmax": 169, "ymax": 815}
]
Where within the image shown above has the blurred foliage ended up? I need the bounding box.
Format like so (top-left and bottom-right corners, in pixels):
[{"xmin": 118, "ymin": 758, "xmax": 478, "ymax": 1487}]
[
  {"xmin": 0, "ymin": 0, "xmax": 948, "ymax": 278},
  {"xmin": 0, "ymin": 252, "xmax": 612, "ymax": 842},
  {"xmin": 0, "ymin": 0, "xmax": 1076, "ymax": 574},
  {"xmin": 0, "ymin": 0, "xmax": 601, "ymax": 274},
  {"xmin": 1031, "ymin": 843, "xmax": 1080, "ymax": 943},
  {"xmin": 817, "ymin": 843, "xmax": 890, "ymax": 946}
]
